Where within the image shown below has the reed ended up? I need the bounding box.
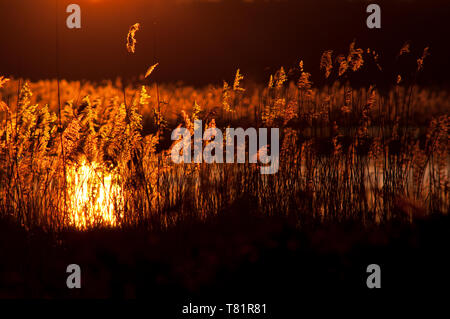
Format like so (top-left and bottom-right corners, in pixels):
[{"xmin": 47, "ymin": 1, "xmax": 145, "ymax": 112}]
[{"xmin": 0, "ymin": 42, "xmax": 448, "ymax": 231}]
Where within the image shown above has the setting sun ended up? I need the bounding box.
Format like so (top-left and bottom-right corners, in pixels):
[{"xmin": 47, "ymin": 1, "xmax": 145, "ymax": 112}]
[{"xmin": 66, "ymin": 159, "xmax": 123, "ymax": 229}]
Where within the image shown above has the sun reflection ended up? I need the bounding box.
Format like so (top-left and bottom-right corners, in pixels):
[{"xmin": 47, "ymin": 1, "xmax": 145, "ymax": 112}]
[{"xmin": 66, "ymin": 159, "xmax": 123, "ymax": 229}]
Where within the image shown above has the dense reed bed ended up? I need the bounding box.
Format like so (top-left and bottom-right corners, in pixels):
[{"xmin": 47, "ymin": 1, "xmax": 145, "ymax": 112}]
[{"xmin": 0, "ymin": 42, "xmax": 448, "ymax": 231}]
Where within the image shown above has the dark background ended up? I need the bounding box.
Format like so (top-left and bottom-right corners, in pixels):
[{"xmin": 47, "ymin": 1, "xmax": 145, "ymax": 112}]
[{"xmin": 0, "ymin": 0, "xmax": 449, "ymax": 86}]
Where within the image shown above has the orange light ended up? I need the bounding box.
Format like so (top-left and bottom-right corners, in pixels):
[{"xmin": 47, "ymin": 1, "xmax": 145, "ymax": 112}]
[{"xmin": 66, "ymin": 159, "xmax": 123, "ymax": 229}]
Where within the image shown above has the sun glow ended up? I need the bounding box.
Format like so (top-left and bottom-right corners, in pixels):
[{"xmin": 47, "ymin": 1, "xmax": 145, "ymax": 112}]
[{"xmin": 66, "ymin": 160, "xmax": 123, "ymax": 229}]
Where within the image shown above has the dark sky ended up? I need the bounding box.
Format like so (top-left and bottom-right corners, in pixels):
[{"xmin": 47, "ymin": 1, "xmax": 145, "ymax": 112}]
[{"xmin": 0, "ymin": 0, "xmax": 449, "ymax": 85}]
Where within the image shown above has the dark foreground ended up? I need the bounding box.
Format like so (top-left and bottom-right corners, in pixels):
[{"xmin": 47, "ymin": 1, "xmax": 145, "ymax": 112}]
[{"xmin": 1, "ymin": 200, "xmax": 449, "ymax": 314}]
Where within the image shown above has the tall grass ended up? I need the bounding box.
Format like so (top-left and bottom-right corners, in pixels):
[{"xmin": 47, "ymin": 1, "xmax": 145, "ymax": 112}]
[{"xmin": 0, "ymin": 42, "xmax": 448, "ymax": 231}]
